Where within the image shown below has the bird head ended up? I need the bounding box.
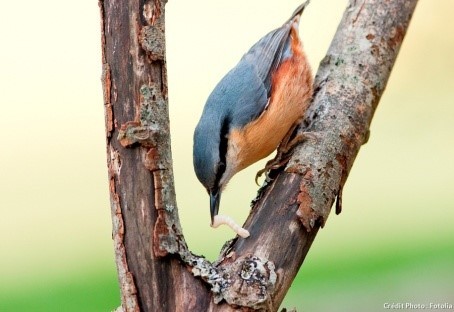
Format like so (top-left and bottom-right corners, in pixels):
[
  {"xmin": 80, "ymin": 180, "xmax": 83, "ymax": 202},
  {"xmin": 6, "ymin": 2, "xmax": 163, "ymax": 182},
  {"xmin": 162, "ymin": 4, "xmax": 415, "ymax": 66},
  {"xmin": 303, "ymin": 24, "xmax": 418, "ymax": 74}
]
[{"xmin": 193, "ymin": 106, "xmax": 230, "ymax": 224}]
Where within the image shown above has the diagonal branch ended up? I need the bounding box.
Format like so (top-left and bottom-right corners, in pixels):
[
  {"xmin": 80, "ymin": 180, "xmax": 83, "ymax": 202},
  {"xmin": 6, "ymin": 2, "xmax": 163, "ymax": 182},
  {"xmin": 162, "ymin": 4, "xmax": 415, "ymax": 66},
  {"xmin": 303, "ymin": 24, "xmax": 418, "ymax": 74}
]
[
  {"xmin": 215, "ymin": 1, "xmax": 419, "ymax": 308},
  {"xmin": 99, "ymin": 0, "xmax": 418, "ymax": 311}
]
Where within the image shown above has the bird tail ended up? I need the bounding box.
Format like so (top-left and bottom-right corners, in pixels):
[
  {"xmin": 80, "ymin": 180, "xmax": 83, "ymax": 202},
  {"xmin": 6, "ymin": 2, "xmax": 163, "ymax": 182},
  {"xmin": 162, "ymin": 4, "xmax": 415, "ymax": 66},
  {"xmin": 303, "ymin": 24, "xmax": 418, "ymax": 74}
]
[{"xmin": 288, "ymin": 1, "xmax": 310, "ymax": 24}]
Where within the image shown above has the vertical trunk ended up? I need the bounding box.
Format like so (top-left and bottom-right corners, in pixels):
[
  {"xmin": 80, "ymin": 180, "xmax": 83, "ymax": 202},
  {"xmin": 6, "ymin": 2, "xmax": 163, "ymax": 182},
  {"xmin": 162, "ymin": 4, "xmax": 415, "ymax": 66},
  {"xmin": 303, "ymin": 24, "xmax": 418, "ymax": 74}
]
[{"xmin": 99, "ymin": 0, "xmax": 211, "ymax": 310}]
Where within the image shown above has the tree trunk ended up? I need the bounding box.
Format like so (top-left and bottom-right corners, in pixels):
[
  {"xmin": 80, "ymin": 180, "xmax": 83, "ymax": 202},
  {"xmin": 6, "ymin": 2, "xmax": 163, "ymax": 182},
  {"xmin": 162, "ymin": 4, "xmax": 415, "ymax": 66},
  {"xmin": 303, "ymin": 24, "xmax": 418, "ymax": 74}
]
[{"xmin": 98, "ymin": 0, "xmax": 418, "ymax": 311}]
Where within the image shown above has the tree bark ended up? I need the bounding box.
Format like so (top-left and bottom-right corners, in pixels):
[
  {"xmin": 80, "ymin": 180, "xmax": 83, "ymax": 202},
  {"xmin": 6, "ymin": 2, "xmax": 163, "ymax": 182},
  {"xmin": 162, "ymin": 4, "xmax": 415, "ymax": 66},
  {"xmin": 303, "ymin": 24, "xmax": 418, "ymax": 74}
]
[{"xmin": 99, "ymin": 0, "xmax": 418, "ymax": 311}]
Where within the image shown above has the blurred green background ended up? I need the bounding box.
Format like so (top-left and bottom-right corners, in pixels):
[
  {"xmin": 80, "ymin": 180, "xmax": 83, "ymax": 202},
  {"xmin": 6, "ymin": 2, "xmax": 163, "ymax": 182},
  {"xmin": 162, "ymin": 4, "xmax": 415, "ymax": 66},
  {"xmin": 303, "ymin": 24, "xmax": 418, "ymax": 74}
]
[{"xmin": 0, "ymin": 0, "xmax": 453, "ymax": 311}]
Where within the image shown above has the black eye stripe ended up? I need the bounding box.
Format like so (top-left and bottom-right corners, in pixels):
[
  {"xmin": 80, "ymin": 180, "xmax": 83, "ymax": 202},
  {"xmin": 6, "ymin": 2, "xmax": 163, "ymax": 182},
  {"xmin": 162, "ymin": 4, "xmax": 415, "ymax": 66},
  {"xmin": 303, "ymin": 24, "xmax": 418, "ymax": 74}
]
[{"xmin": 214, "ymin": 117, "xmax": 229, "ymax": 189}]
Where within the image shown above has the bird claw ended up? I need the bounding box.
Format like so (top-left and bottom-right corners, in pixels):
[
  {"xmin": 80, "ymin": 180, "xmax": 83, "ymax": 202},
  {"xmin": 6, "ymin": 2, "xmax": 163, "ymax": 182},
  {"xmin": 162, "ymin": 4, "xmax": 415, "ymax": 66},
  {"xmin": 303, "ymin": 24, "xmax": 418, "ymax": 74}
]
[
  {"xmin": 255, "ymin": 168, "xmax": 267, "ymax": 185},
  {"xmin": 255, "ymin": 156, "xmax": 291, "ymax": 185},
  {"xmin": 255, "ymin": 127, "xmax": 319, "ymax": 185}
]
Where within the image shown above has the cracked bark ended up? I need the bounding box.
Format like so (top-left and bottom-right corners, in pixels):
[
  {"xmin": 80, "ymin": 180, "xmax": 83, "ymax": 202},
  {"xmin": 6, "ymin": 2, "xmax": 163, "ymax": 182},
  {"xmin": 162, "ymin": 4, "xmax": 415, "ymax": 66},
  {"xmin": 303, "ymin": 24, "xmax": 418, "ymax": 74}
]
[{"xmin": 99, "ymin": 0, "xmax": 418, "ymax": 311}]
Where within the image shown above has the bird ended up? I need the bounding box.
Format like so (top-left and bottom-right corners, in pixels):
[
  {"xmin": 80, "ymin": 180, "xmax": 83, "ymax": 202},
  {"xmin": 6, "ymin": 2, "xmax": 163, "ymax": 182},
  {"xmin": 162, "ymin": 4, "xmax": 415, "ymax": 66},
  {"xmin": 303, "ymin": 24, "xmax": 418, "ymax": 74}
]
[{"xmin": 193, "ymin": 1, "xmax": 313, "ymax": 225}]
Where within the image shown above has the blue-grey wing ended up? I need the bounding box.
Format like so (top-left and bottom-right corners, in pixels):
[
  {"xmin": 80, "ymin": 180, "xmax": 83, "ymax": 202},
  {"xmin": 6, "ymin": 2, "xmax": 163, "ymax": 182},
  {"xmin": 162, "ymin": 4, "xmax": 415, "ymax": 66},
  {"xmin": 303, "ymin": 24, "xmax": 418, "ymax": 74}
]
[
  {"xmin": 203, "ymin": 61, "xmax": 268, "ymax": 129},
  {"xmin": 239, "ymin": 0, "xmax": 310, "ymax": 95},
  {"xmin": 240, "ymin": 22, "xmax": 293, "ymax": 96},
  {"xmin": 201, "ymin": 3, "xmax": 306, "ymax": 130},
  {"xmin": 213, "ymin": 25, "xmax": 295, "ymax": 129}
]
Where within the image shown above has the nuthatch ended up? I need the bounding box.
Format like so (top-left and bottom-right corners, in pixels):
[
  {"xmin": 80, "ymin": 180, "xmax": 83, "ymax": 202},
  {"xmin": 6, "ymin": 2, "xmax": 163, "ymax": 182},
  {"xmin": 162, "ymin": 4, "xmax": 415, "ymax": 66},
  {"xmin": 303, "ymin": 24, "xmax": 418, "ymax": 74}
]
[{"xmin": 193, "ymin": 1, "xmax": 313, "ymax": 224}]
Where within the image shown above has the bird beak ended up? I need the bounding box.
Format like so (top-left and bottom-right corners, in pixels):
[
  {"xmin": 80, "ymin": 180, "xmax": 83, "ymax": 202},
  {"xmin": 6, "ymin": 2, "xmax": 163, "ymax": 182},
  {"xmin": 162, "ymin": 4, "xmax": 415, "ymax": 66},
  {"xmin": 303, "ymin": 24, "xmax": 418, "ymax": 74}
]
[{"xmin": 210, "ymin": 190, "xmax": 221, "ymax": 225}]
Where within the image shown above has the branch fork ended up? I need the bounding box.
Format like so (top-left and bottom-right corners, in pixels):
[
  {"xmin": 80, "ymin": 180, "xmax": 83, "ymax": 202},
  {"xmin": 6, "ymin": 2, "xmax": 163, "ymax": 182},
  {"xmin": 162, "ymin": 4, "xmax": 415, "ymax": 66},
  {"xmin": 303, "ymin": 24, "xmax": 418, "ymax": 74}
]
[{"xmin": 100, "ymin": 0, "xmax": 418, "ymax": 310}]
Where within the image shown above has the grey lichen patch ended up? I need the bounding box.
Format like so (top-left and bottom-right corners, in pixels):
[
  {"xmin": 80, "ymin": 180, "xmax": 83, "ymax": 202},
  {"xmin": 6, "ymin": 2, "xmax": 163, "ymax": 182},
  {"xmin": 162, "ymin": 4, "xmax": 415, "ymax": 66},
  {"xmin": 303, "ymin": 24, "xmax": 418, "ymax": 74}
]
[
  {"xmin": 180, "ymin": 252, "xmax": 277, "ymax": 310},
  {"xmin": 178, "ymin": 251, "xmax": 230, "ymax": 300},
  {"xmin": 139, "ymin": 83, "xmax": 171, "ymax": 169},
  {"xmin": 217, "ymin": 255, "xmax": 277, "ymax": 310},
  {"xmin": 140, "ymin": 22, "xmax": 165, "ymax": 61},
  {"xmin": 156, "ymin": 233, "xmax": 181, "ymax": 254},
  {"xmin": 140, "ymin": 84, "xmax": 166, "ymax": 126},
  {"xmin": 116, "ymin": 84, "xmax": 167, "ymax": 148},
  {"xmin": 117, "ymin": 83, "xmax": 169, "ymax": 150}
]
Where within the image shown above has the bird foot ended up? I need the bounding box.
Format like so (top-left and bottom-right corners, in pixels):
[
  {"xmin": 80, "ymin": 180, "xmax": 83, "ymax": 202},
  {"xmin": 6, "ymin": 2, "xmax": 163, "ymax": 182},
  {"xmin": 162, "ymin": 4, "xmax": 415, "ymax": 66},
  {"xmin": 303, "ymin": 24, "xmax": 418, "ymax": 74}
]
[
  {"xmin": 255, "ymin": 156, "xmax": 292, "ymax": 184},
  {"xmin": 255, "ymin": 129, "xmax": 319, "ymax": 185}
]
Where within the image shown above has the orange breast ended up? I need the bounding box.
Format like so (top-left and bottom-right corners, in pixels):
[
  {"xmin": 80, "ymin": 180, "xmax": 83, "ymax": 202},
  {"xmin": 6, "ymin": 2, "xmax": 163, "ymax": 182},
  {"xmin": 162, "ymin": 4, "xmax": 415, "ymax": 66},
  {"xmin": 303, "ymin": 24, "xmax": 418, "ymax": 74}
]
[{"xmin": 228, "ymin": 27, "xmax": 313, "ymax": 173}]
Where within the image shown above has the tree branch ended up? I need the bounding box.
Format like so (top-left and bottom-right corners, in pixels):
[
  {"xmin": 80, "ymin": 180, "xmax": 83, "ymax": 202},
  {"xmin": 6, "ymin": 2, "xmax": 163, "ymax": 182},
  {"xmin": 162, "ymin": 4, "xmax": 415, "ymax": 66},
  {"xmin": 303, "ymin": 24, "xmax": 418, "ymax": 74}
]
[
  {"xmin": 221, "ymin": 1, "xmax": 419, "ymax": 308},
  {"xmin": 99, "ymin": 0, "xmax": 418, "ymax": 311}
]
